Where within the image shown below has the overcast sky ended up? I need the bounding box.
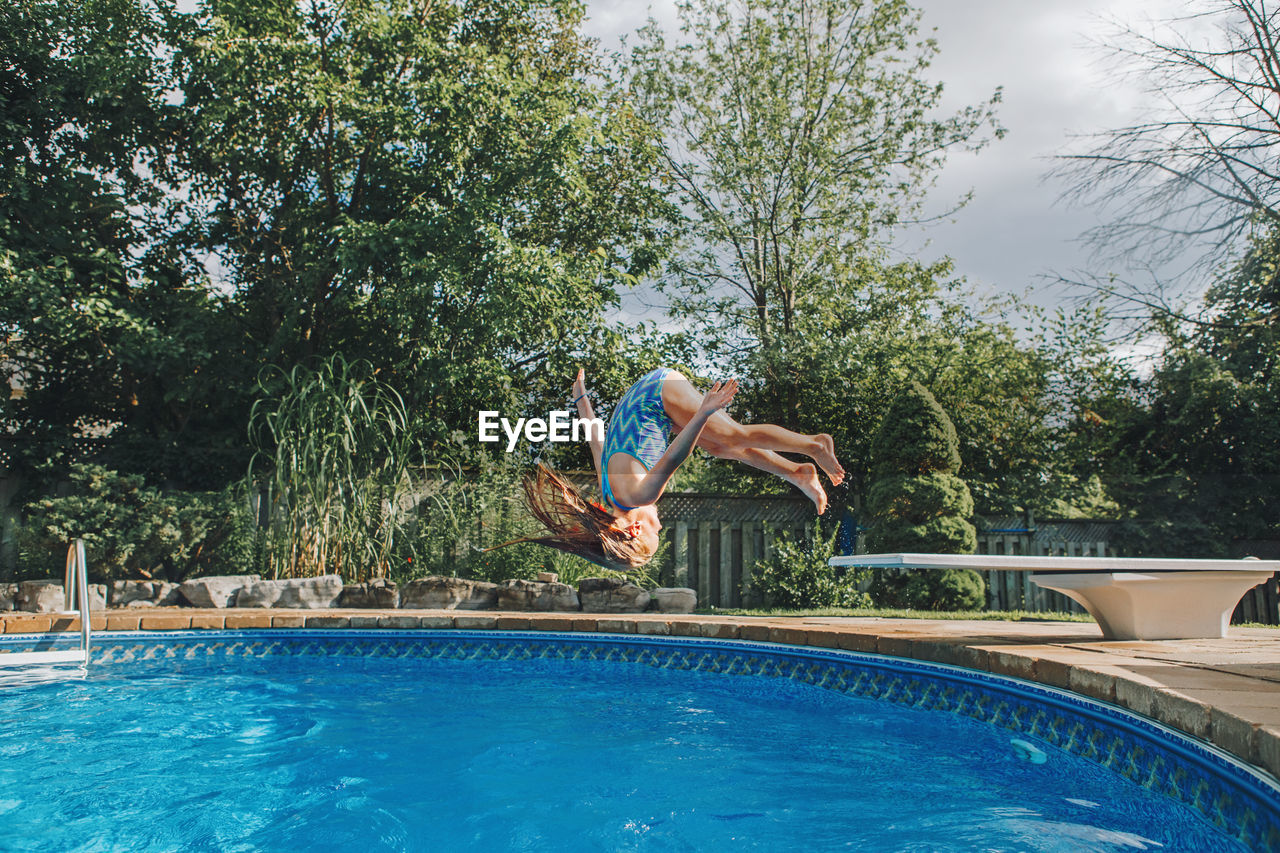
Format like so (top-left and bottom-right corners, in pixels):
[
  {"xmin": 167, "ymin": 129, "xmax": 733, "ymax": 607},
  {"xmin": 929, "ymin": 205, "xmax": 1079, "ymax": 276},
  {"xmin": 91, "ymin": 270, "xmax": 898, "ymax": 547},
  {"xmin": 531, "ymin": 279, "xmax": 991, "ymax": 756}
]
[{"xmin": 583, "ymin": 0, "xmax": 1190, "ymax": 322}]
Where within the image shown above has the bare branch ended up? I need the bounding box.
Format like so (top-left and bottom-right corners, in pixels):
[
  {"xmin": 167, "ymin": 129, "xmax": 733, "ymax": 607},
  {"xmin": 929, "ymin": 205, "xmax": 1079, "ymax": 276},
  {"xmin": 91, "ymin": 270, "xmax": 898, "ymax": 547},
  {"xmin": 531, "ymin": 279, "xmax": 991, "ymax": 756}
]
[{"xmin": 1053, "ymin": 0, "xmax": 1280, "ymax": 283}]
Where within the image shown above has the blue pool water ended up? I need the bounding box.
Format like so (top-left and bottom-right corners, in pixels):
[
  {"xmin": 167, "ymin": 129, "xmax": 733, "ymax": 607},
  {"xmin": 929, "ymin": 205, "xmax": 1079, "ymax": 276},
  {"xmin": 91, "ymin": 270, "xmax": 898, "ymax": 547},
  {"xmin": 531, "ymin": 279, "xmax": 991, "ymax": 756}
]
[{"xmin": 0, "ymin": 631, "xmax": 1274, "ymax": 851}]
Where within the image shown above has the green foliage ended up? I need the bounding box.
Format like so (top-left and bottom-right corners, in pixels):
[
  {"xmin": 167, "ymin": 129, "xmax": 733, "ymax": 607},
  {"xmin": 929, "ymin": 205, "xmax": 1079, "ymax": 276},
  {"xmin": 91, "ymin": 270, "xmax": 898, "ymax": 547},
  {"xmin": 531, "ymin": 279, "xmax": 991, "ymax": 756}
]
[
  {"xmin": 865, "ymin": 382, "xmax": 981, "ymax": 609},
  {"xmin": 249, "ymin": 356, "xmax": 420, "ymax": 581},
  {"xmin": 1100, "ymin": 227, "xmax": 1280, "ymax": 556},
  {"xmin": 866, "ymin": 516, "xmax": 977, "ymax": 555},
  {"xmin": 18, "ymin": 464, "xmax": 254, "ymax": 583},
  {"xmin": 868, "ymin": 473, "xmax": 975, "ymax": 522},
  {"xmin": 1041, "ymin": 474, "xmax": 1120, "ymax": 520},
  {"xmin": 753, "ymin": 524, "xmax": 871, "ymax": 609},
  {"xmin": 174, "ymin": 0, "xmax": 676, "ymax": 458},
  {"xmin": 2, "ymin": 0, "xmax": 676, "ymax": 493},
  {"xmin": 901, "ymin": 566, "xmax": 985, "ymax": 611},
  {"xmin": 869, "ymin": 383, "xmax": 962, "ymax": 480},
  {"xmin": 0, "ymin": 0, "xmax": 253, "ymax": 487},
  {"xmin": 870, "ymin": 379, "xmax": 964, "ymax": 477},
  {"xmin": 406, "ymin": 459, "xmax": 543, "ymax": 583},
  {"xmin": 624, "ymin": 0, "xmax": 1106, "ymax": 518}
]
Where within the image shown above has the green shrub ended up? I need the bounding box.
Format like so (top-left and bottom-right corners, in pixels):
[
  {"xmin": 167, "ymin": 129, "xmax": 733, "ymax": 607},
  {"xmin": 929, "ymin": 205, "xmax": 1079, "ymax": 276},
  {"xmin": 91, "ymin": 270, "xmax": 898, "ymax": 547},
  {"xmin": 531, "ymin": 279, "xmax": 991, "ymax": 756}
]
[
  {"xmin": 867, "ymin": 516, "xmax": 977, "ymax": 555},
  {"xmin": 19, "ymin": 464, "xmax": 255, "ymax": 583},
  {"xmin": 866, "ymin": 381, "xmax": 962, "ymax": 477},
  {"xmin": 754, "ymin": 523, "xmax": 870, "ymax": 609},
  {"xmin": 867, "ymin": 472, "xmax": 974, "ymax": 523},
  {"xmin": 900, "ymin": 566, "xmax": 986, "ymax": 611},
  {"xmin": 865, "ymin": 381, "xmax": 983, "ymax": 610}
]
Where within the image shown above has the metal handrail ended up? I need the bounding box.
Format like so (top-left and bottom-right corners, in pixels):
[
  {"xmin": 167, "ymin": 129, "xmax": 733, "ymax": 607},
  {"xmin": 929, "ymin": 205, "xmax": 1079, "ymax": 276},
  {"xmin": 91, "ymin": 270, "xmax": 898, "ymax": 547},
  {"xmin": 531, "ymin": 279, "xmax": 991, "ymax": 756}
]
[
  {"xmin": 61, "ymin": 538, "xmax": 91, "ymax": 660},
  {"xmin": 0, "ymin": 540, "xmax": 92, "ymax": 670}
]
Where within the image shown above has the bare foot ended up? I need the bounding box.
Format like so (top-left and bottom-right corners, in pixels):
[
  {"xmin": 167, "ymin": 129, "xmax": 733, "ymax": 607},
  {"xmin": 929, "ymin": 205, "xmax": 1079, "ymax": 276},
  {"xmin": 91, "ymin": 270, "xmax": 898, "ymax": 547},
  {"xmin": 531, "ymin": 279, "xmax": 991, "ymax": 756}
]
[
  {"xmin": 811, "ymin": 434, "xmax": 845, "ymax": 486},
  {"xmin": 794, "ymin": 463, "xmax": 828, "ymax": 515}
]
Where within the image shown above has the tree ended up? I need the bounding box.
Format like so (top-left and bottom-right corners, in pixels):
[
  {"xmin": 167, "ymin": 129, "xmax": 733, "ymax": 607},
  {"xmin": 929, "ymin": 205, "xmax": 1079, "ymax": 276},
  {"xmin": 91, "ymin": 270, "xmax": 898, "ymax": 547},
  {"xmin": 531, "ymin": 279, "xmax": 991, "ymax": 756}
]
[
  {"xmin": 625, "ymin": 0, "xmax": 1015, "ymax": 513},
  {"xmin": 671, "ymin": 281, "xmax": 1135, "ymax": 524},
  {"xmin": 1055, "ymin": 0, "xmax": 1280, "ymax": 310},
  {"xmin": 172, "ymin": 0, "xmax": 677, "ymax": 454},
  {"xmin": 1104, "ymin": 227, "xmax": 1280, "ymax": 555},
  {"xmin": 2, "ymin": 0, "xmax": 678, "ymax": 490},
  {"xmin": 0, "ymin": 0, "xmax": 239, "ymax": 486},
  {"xmin": 628, "ymin": 0, "xmax": 1001, "ymax": 352},
  {"xmin": 864, "ymin": 380, "xmax": 983, "ymax": 610}
]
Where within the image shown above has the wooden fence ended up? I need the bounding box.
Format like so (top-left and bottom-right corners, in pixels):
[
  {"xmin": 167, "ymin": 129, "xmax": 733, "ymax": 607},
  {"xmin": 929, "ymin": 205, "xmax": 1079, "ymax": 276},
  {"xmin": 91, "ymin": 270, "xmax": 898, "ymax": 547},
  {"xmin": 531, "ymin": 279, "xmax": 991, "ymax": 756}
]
[
  {"xmin": 657, "ymin": 501, "xmax": 1280, "ymax": 625},
  {"xmin": 655, "ymin": 497, "xmax": 1117, "ymax": 613},
  {"xmin": 4, "ymin": 466, "xmax": 1277, "ymax": 623},
  {"xmin": 654, "ymin": 493, "xmax": 814, "ymax": 609},
  {"xmin": 1231, "ymin": 539, "xmax": 1280, "ymax": 626}
]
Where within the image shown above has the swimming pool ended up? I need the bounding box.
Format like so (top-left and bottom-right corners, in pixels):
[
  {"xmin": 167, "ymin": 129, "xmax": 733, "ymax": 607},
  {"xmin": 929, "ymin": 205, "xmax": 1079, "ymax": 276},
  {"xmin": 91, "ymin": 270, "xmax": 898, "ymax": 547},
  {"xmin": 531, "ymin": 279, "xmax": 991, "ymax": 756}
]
[{"xmin": 0, "ymin": 630, "xmax": 1276, "ymax": 851}]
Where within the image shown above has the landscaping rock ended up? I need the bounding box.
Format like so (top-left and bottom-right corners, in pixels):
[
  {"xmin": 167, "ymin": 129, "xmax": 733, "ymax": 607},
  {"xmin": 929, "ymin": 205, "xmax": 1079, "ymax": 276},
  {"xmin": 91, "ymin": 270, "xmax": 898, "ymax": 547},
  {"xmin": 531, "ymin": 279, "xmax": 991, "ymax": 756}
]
[
  {"xmin": 17, "ymin": 580, "xmax": 64, "ymax": 612},
  {"xmin": 111, "ymin": 580, "xmax": 179, "ymax": 608},
  {"xmin": 497, "ymin": 579, "xmax": 579, "ymax": 612},
  {"xmin": 578, "ymin": 577, "xmax": 651, "ymax": 613},
  {"xmin": 0, "ymin": 583, "xmax": 16, "ymax": 611},
  {"xmin": 232, "ymin": 581, "xmax": 279, "ymax": 608},
  {"xmin": 236, "ymin": 575, "xmax": 344, "ymax": 609},
  {"xmin": 15, "ymin": 580, "xmax": 107, "ymax": 612},
  {"xmin": 651, "ymin": 587, "xmax": 697, "ymax": 614},
  {"xmin": 177, "ymin": 574, "xmax": 260, "ymax": 608},
  {"xmin": 399, "ymin": 576, "xmax": 499, "ymax": 610},
  {"xmin": 338, "ymin": 578, "xmax": 398, "ymax": 609}
]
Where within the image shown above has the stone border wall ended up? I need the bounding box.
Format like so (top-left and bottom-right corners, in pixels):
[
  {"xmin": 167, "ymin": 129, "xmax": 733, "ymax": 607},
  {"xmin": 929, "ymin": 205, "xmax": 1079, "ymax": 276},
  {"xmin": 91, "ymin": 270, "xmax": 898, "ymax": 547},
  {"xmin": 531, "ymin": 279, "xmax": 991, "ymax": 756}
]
[{"xmin": 0, "ymin": 575, "xmax": 697, "ymax": 616}]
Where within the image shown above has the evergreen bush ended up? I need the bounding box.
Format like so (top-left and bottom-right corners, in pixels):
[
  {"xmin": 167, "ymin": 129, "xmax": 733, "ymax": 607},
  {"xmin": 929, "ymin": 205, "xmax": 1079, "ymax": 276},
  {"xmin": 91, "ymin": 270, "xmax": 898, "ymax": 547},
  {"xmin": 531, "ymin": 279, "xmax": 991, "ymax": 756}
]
[{"xmin": 865, "ymin": 381, "xmax": 984, "ymax": 610}]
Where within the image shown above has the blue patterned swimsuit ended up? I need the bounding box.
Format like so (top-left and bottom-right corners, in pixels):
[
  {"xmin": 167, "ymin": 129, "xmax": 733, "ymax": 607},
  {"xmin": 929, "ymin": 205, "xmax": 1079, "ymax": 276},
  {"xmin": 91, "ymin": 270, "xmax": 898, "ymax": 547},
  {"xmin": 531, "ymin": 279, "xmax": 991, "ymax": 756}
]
[{"xmin": 601, "ymin": 368, "xmax": 674, "ymax": 511}]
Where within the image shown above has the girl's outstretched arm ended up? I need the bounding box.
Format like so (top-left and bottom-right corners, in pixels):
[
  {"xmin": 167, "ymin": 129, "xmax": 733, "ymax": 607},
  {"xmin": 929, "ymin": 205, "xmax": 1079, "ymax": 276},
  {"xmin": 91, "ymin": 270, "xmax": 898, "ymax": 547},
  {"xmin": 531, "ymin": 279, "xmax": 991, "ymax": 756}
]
[
  {"xmin": 572, "ymin": 368, "xmax": 605, "ymax": 482},
  {"xmin": 627, "ymin": 379, "xmax": 738, "ymax": 506}
]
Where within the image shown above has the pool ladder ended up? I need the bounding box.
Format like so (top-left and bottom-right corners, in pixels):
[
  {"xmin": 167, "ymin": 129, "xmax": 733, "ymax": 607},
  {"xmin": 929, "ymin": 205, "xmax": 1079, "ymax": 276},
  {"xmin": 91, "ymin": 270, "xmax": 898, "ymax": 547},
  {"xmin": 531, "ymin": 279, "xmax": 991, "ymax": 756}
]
[{"xmin": 0, "ymin": 539, "xmax": 92, "ymax": 669}]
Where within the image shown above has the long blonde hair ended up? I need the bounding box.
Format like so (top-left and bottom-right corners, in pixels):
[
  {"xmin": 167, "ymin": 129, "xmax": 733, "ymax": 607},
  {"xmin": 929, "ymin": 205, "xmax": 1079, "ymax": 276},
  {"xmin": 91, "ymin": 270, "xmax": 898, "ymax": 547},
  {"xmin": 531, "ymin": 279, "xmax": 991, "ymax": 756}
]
[{"xmin": 487, "ymin": 463, "xmax": 655, "ymax": 570}]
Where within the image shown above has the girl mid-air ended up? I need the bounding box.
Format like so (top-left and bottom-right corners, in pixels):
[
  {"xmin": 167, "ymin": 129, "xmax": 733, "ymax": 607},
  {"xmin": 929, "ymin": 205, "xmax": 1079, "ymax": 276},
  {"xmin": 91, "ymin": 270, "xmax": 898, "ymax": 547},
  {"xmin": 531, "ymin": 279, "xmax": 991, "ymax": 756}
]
[{"xmin": 499, "ymin": 367, "xmax": 844, "ymax": 571}]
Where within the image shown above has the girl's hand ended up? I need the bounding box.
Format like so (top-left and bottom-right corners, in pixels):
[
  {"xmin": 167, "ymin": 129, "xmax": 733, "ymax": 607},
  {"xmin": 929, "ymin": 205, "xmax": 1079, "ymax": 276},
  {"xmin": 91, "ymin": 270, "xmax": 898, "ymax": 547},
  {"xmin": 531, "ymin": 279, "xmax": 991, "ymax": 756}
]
[
  {"xmin": 571, "ymin": 368, "xmax": 587, "ymax": 400},
  {"xmin": 697, "ymin": 379, "xmax": 738, "ymax": 415}
]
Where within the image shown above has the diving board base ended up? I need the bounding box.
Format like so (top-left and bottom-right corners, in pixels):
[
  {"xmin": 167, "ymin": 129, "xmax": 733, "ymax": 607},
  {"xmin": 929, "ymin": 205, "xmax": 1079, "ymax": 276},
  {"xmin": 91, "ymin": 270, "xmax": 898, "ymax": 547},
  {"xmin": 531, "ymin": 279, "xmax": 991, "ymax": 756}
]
[
  {"xmin": 1027, "ymin": 571, "xmax": 1269, "ymax": 641},
  {"xmin": 829, "ymin": 554, "xmax": 1280, "ymax": 641}
]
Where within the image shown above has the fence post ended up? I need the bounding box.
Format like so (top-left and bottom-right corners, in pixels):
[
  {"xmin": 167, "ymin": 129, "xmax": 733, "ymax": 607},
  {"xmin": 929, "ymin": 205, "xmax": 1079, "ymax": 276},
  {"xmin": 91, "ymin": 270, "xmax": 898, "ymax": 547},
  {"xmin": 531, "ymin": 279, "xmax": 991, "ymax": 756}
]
[
  {"xmin": 673, "ymin": 522, "xmax": 689, "ymax": 588},
  {"xmin": 698, "ymin": 521, "xmax": 712, "ymax": 607},
  {"xmin": 741, "ymin": 520, "xmax": 756, "ymax": 606},
  {"xmin": 719, "ymin": 521, "xmax": 733, "ymax": 608}
]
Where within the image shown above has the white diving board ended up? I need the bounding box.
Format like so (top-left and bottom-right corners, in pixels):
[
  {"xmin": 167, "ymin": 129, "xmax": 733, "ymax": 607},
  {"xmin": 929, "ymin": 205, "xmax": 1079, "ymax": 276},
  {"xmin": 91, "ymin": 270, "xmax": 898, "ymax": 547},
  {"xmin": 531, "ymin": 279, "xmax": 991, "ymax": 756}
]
[{"xmin": 830, "ymin": 553, "xmax": 1280, "ymax": 641}]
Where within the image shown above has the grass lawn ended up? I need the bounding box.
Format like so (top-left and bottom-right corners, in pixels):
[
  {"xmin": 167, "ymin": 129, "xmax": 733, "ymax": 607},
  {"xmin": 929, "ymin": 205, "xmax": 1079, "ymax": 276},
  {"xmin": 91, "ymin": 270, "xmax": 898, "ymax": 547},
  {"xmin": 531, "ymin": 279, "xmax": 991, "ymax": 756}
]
[
  {"xmin": 698, "ymin": 606, "xmax": 1094, "ymax": 622},
  {"xmin": 698, "ymin": 607, "xmax": 1280, "ymax": 629}
]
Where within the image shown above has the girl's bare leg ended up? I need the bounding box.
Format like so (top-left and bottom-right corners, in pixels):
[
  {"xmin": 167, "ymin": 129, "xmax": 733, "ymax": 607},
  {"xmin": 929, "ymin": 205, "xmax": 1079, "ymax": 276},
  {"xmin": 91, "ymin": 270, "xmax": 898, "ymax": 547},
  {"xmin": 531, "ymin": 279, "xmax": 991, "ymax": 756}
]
[
  {"xmin": 661, "ymin": 372, "xmax": 845, "ymax": 484},
  {"xmin": 695, "ymin": 432, "xmax": 828, "ymax": 513}
]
